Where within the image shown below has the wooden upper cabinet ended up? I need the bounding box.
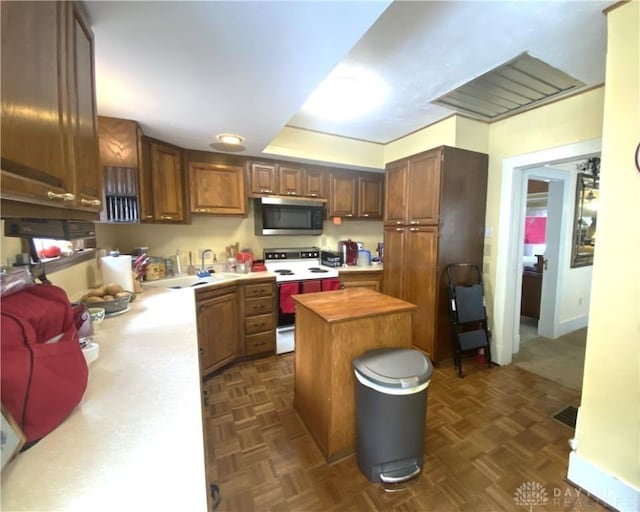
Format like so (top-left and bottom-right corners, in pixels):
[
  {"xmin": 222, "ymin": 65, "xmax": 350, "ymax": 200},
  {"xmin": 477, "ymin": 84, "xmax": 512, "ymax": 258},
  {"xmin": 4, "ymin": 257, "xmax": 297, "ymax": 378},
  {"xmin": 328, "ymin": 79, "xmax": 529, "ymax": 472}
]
[
  {"xmin": 67, "ymin": 2, "xmax": 101, "ymax": 211},
  {"xmin": 1, "ymin": 1, "xmax": 68, "ymax": 201},
  {"xmin": 407, "ymin": 150, "xmax": 441, "ymax": 225},
  {"xmin": 305, "ymin": 168, "xmax": 327, "ymax": 199},
  {"xmin": 137, "ymin": 133, "xmax": 155, "ymax": 221},
  {"xmin": 250, "ymin": 161, "xmax": 327, "ymax": 199},
  {"xmin": 98, "ymin": 116, "xmax": 139, "ymax": 168},
  {"xmin": 277, "ymin": 165, "xmax": 304, "ymax": 196},
  {"xmin": 384, "ymin": 148, "xmax": 442, "ymax": 225},
  {"xmin": 328, "ymin": 170, "xmax": 382, "ymax": 219},
  {"xmin": 189, "ymin": 162, "xmax": 246, "ymax": 215},
  {"xmin": 150, "ymin": 142, "xmax": 185, "ymax": 222},
  {"xmin": 249, "ymin": 162, "xmax": 276, "ymax": 195},
  {"xmin": 384, "ymin": 160, "xmax": 408, "ymax": 225},
  {"xmin": 328, "ymin": 172, "xmax": 357, "ymax": 217},
  {"xmin": 358, "ymin": 173, "xmax": 383, "ymax": 218},
  {"xmin": 0, "ymin": 1, "xmax": 102, "ymax": 216}
]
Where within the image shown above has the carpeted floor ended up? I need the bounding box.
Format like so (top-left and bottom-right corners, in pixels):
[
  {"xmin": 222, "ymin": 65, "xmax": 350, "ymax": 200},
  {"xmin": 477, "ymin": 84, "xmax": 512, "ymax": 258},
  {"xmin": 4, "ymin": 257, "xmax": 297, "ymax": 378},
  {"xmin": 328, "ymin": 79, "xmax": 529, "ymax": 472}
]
[{"xmin": 513, "ymin": 326, "xmax": 587, "ymax": 392}]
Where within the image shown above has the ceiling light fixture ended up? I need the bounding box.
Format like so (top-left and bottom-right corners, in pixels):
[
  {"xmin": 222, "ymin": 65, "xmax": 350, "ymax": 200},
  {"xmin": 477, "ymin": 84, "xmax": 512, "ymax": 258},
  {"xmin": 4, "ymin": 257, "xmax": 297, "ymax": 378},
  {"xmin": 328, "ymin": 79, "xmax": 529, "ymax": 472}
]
[
  {"xmin": 210, "ymin": 133, "xmax": 246, "ymax": 152},
  {"xmin": 302, "ymin": 65, "xmax": 388, "ymax": 121}
]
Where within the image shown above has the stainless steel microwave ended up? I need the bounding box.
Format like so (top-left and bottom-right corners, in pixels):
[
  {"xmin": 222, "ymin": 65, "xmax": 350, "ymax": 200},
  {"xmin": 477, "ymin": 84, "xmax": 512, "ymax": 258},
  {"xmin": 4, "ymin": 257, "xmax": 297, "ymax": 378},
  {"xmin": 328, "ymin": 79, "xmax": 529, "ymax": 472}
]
[{"xmin": 254, "ymin": 197, "xmax": 325, "ymax": 236}]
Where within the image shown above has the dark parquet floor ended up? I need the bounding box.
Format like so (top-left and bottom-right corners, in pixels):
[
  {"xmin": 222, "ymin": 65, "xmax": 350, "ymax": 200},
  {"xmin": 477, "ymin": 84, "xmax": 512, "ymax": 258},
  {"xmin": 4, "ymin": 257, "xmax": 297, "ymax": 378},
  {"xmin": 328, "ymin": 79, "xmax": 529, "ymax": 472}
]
[{"xmin": 203, "ymin": 354, "xmax": 608, "ymax": 511}]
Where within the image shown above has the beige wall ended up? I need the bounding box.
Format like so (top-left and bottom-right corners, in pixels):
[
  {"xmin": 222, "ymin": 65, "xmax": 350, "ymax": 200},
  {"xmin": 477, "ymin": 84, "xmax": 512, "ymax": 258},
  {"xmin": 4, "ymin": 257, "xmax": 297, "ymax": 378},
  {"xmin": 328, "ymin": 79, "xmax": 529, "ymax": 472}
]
[
  {"xmin": 575, "ymin": 0, "xmax": 640, "ymax": 488},
  {"xmin": 484, "ymin": 87, "xmax": 605, "ymax": 309},
  {"xmin": 383, "ymin": 115, "xmax": 457, "ymax": 163},
  {"xmin": 95, "ymin": 199, "xmax": 383, "ymax": 270},
  {"xmin": 264, "ymin": 126, "xmax": 384, "ymax": 170}
]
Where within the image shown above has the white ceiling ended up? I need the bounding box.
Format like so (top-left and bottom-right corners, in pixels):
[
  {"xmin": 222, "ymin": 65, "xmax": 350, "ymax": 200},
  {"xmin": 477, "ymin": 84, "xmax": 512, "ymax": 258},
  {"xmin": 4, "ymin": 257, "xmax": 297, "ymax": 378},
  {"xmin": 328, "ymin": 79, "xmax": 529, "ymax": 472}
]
[{"xmin": 86, "ymin": 1, "xmax": 609, "ymax": 160}]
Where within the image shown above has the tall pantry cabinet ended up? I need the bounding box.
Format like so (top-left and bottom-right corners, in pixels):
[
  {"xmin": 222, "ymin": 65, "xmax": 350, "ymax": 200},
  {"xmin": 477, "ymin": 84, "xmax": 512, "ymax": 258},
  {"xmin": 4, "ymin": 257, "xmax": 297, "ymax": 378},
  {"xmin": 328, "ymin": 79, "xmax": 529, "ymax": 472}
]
[{"xmin": 382, "ymin": 146, "xmax": 488, "ymax": 363}]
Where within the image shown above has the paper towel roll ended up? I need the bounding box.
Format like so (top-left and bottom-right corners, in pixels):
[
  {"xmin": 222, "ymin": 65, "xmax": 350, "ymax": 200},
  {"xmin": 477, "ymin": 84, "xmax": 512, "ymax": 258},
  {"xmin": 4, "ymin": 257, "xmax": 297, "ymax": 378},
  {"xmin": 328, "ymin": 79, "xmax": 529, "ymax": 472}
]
[{"xmin": 101, "ymin": 255, "xmax": 134, "ymax": 292}]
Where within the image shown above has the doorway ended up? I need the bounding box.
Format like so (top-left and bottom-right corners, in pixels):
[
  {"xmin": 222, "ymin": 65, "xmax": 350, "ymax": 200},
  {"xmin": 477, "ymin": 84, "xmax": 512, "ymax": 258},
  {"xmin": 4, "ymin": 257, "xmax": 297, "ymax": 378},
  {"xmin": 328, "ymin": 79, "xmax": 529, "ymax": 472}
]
[{"xmin": 492, "ymin": 138, "xmax": 601, "ymax": 366}]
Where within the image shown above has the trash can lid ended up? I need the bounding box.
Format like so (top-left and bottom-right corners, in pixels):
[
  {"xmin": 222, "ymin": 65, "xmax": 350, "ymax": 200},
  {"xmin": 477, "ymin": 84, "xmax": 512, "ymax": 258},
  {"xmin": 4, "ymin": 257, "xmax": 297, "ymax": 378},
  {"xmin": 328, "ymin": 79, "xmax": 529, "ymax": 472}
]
[{"xmin": 352, "ymin": 348, "xmax": 433, "ymax": 389}]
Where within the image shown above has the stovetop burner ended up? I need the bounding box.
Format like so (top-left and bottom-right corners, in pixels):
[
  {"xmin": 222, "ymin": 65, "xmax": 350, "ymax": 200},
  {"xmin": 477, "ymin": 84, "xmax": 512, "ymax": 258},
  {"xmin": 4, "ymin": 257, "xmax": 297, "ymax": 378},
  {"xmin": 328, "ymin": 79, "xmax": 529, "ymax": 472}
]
[
  {"xmin": 308, "ymin": 267, "xmax": 328, "ymax": 273},
  {"xmin": 274, "ymin": 269, "xmax": 294, "ymax": 275}
]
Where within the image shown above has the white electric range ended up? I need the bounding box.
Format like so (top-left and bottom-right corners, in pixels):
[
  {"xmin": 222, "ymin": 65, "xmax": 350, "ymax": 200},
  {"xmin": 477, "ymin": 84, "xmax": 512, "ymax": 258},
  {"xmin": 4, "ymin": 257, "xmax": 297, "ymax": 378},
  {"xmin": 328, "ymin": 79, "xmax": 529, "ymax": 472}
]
[{"xmin": 264, "ymin": 247, "xmax": 340, "ymax": 354}]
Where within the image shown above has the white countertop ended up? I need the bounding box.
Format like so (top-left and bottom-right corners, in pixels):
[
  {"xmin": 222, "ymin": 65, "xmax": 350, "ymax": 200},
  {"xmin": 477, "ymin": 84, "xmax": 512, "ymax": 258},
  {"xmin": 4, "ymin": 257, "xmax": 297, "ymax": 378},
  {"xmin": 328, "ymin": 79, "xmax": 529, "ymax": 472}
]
[{"xmin": 1, "ymin": 287, "xmax": 208, "ymax": 512}]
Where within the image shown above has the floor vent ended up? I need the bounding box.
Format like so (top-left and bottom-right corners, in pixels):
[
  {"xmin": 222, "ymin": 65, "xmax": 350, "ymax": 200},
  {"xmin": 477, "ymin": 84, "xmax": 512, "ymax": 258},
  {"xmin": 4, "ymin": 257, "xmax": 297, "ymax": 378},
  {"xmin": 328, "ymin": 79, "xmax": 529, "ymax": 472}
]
[{"xmin": 553, "ymin": 405, "xmax": 578, "ymax": 428}]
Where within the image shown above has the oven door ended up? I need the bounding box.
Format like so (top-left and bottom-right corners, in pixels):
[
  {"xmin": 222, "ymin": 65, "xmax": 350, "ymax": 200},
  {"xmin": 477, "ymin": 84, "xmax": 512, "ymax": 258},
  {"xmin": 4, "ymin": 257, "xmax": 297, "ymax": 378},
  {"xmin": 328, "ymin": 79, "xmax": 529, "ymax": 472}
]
[{"xmin": 275, "ymin": 281, "xmax": 300, "ymax": 354}]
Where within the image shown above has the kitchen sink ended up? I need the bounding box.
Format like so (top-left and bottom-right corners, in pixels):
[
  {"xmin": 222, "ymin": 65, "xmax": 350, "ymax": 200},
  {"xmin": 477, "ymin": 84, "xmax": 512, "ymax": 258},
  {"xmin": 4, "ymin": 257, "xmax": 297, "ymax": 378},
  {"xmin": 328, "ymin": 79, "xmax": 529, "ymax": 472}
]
[{"xmin": 143, "ymin": 273, "xmax": 237, "ymax": 289}]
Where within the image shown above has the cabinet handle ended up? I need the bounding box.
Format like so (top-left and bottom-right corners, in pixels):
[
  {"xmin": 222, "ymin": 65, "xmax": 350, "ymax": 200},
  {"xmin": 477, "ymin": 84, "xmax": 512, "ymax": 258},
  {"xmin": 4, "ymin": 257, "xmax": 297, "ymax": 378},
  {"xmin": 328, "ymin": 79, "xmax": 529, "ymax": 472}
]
[
  {"xmin": 362, "ymin": 214, "xmax": 369, "ymax": 217},
  {"xmin": 143, "ymin": 215, "xmax": 154, "ymax": 220},
  {"xmin": 346, "ymin": 214, "xmax": 353, "ymax": 217},
  {"xmin": 196, "ymin": 208, "xmax": 207, "ymax": 212},
  {"xmin": 47, "ymin": 191, "xmax": 75, "ymax": 202},
  {"xmin": 160, "ymin": 215, "xmax": 174, "ymax": 220},
  {"xmin": 287, "ymin": 192, "xmax": 297, "ymax": 196},
  {"xmin": 410, "ymin": 228, "xmax": 418, "ymax": 232},
  {"xmin": 410, "ymin": 220, "xmax": 420, "ymax": 225},
  {"xmin": 260, "ymin": 189, "xmax": 272, "ymax": 193},
  {"xmin": 309, "ymin": 193, "xmax": 318, "ymax": 197},
  {"xmin": 198, "ymin": 347, "xmax": 204, "ymax": 356},
  {"xmin": 396, "ymin": 221, "xmax": 402, "ymax": 225},
  {"xmin": 396, "ymin": 228, "xmax": 404, "ymax": 232},
  {"xmin": 81, "ymin": 198, "xmax": 102, "ymax": 206}
]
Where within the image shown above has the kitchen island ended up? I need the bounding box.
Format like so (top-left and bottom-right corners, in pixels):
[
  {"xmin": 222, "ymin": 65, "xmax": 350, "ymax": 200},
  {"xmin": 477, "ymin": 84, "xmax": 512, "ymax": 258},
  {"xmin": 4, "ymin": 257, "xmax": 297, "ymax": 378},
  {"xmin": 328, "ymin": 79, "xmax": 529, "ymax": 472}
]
[{"xmin": 292, "ymin": 288, "xmax": 416, "ymax": 463}]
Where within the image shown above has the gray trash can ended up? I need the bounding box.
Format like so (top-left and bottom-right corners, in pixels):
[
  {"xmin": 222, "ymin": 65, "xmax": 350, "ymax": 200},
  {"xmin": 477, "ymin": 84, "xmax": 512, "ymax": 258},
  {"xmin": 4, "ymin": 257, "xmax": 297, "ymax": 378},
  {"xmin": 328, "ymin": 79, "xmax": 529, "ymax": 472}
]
[{"xmin": 352, "ymin": 348, "xmax": 432, "ymax": 483}]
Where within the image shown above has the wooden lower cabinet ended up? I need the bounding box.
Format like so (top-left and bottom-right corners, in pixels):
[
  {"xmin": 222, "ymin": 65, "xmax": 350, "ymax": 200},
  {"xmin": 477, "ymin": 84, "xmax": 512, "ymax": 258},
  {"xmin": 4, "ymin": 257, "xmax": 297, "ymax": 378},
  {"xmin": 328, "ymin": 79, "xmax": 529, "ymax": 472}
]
[
  {"xmin": 196, "ymin": 285, "xmax": 239, "ymax": 375},
  {"xmin": 196, "ymin": 279, "xmax": 276, "ymax": 377},
  {"xmin": 383, "ymin": 225, "xmax": 439, "ymax": 359},
  {"xmin": 338, "ymin": 270, "xmax": 383, "ymax": 291},
  {"xmin": 240, "ymin": 279, "xmax": 276, "ymax": 356}
]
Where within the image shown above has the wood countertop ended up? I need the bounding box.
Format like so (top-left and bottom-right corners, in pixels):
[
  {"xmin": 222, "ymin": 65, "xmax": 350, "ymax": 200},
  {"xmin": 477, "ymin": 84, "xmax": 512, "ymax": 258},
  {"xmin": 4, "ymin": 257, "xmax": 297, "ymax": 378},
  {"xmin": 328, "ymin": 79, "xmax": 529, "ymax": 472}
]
[{"xmin": 292, "ymin": 288, "xmax": 415, "ymax": 323}]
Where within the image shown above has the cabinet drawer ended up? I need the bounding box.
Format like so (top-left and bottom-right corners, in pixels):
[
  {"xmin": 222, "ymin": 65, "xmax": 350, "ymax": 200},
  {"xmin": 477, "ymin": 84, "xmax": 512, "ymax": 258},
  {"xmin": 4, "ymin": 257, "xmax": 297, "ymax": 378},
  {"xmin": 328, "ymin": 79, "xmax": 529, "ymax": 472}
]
[
  {"xmin": 245, "ymin": 296, "xmax": 273, "ymax": 316},
  {"xmin": 245, "ymin": 331, "xmax": 275, "ymax": 356},
  {"xmin": 244, "ymin": 282, "xmax": 274, "ymax": 298},
  {"xmin": 245, "ymin": 313, "xmax": 274, "ymax": 335}
]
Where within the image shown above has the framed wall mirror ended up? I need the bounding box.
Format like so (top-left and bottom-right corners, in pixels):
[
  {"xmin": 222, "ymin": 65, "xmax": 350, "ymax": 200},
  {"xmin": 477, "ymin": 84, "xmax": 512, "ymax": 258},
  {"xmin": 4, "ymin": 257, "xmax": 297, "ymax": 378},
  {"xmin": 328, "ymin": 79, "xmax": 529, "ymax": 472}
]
[{"xmin": 571, "ymin": 158, "xmax": 600, "ymax": 267}]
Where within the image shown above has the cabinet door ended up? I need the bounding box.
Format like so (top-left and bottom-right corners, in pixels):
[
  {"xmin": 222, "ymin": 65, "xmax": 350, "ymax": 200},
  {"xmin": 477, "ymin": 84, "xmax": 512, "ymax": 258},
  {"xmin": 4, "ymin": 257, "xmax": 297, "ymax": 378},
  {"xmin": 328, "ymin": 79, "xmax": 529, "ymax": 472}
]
[
  {"xmin": 278, "ymin": 165, "xmax": 304, "ymax": 196},
  {"xmin": 339, "ymin": 271, "xmax": 382, "ymax": 291},
  {"xmin": 98, "ymin": 116, "xmax": 138, "ymax": 168},
  {"xmin": 67, "ymin": 3, "xmax": 102, "ymax": 211},
  {"xmin": 404, "ymin": 226, "xmax": 438, "ymax": 357},
  {"xmin": 407, "ymin": 150, "xmax": 442, "ymax": 225},
  {"xmin": 305, "ymin": 168, "xmax": 326, "ymax": 199},
  {"xmin": 358, "ymin": 173, "xmax": 383, "ymax": 219},
  {"xmin": 197, "ymin": 291, "xmax": 238, "ymax": 374},
  {"xmin": 249, "ymin": 162, "xmax": 276, "ymax": 195},
  {"xmin": 328, "ymin": 172, "xmax": 357, "ymax": 217},
  {"xmin": 138, "ymin": 135, "xmax": 155, "ymax": 221},
  {"xmin": 0, "ymin": 2, "xmax": 71, "ymax": 205},
  {"xmin": 151, "ymin": 142, "xmax": 184, "ymax": 222},
  {"xmin": 382, "ymin": 226, "xmax": 407, "ymax": 300},
  {"xmin": 384, "ymin": 159, "xmax": 408, "ymax": 225},
  {"xmin": 189, "ymin": 162, "xmax": 245, "ymax": 215}
]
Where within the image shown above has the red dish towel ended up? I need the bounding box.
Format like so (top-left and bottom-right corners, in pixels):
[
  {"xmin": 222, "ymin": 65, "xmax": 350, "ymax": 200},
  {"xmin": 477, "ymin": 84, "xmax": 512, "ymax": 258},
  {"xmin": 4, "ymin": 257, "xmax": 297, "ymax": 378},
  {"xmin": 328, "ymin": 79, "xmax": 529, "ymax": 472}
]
[
  {"xmin": 302, "ymin": 280, "xmax": 322, "ymax": 294},
  {"xmin": 321, "ymin": 278, "xmax": 341, "ymax": 291},
  {"xmin": 279, "ymin": 282, "xmax": 299, "ymax": 314}
]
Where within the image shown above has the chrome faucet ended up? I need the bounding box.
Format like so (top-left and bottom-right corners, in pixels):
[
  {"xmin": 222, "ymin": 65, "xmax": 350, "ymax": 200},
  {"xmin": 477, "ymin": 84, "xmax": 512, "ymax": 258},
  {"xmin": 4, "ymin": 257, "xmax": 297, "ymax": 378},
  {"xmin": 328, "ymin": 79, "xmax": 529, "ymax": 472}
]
[{"xmin": 201, "ymin": 249, "xmax": 214, "ymax": 273}]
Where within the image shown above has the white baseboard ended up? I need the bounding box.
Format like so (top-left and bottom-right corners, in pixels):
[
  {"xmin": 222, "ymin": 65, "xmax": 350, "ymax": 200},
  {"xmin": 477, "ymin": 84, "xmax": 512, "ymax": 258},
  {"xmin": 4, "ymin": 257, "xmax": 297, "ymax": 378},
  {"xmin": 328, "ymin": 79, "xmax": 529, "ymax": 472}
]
[
  {"xmin": 567, "ymin": 451, "xmax": 640, "ymax": 511},
  {"xmin": 556, "ymin": 315, "xmax": 588, "ymax": 337}
]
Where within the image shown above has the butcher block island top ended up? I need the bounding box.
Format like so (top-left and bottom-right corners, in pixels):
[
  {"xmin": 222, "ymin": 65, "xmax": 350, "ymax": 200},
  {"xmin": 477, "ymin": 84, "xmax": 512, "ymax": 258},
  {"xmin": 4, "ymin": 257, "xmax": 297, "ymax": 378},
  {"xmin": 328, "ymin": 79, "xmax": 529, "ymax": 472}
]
[
  {"xmin": 292, "ymin": 287, "xmax": 415, "ymax": 323},
  {"xmin": 292, "ymin": 288, "xmax": 417, "ymax": 463}
]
